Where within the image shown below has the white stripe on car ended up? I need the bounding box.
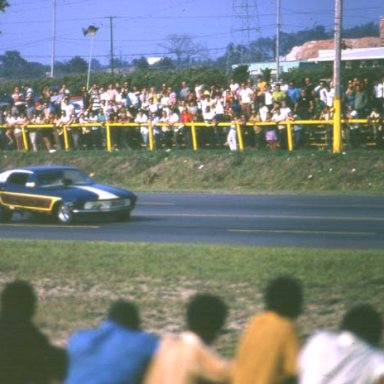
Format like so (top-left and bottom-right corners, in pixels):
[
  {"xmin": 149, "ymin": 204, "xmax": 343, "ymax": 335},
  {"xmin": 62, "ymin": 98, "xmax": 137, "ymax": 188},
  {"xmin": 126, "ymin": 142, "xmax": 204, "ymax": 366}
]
[{"xmin": 75, "ymin": 186, "xmax": 118, "ymax": 200}]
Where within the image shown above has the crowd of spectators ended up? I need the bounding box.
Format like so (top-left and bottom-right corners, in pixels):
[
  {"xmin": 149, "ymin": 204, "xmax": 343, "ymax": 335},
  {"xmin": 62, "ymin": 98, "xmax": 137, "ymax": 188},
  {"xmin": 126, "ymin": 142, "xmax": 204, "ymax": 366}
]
[
  {"xmin": 1, "ymin": 75, "xmax": 384, "ymax": 152},
  {"xmin": 0, "ymin": 276, "xmax": 383, "ymax": 384}
]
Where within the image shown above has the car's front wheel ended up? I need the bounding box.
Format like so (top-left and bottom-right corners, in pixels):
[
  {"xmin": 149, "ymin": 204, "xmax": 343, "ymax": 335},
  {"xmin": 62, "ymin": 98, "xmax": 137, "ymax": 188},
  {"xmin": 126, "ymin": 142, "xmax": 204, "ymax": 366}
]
[
  {"xmin": 54, "ymin": 203, "xmax": 74, "ymax": 225},
  {"xmin": 0, "ymin": 204, "xmax": 12, "ymax": 223}
]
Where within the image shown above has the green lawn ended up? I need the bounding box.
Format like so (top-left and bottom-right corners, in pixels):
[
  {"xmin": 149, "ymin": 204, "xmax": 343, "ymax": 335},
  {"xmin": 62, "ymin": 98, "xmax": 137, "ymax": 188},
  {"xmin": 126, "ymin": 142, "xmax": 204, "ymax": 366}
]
[{"xmin": 0, "ymin": 239, "xmax": 382, "ymax": 355}]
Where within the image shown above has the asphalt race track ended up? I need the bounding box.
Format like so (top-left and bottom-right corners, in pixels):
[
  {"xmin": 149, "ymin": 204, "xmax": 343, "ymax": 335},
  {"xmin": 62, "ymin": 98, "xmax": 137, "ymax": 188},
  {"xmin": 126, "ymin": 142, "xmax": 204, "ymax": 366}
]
[{"xmin": 1, "ymin": 193, "xmax": 384, "ymax": 249}]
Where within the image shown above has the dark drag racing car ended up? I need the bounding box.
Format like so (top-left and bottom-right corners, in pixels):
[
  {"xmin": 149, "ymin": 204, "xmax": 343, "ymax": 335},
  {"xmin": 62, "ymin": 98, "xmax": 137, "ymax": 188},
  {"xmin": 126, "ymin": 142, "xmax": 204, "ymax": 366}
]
[{"xmin": 0, "ymin": 165, "xmax": 137, "ymax": 224}]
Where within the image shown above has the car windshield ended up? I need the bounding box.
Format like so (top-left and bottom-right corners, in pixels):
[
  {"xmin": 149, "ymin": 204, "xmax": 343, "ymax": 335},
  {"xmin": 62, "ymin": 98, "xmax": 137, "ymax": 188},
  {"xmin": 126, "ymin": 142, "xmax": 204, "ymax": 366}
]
[{"xmin": 37, "ymin": 169, "xmax": 92, "ymax": 187}]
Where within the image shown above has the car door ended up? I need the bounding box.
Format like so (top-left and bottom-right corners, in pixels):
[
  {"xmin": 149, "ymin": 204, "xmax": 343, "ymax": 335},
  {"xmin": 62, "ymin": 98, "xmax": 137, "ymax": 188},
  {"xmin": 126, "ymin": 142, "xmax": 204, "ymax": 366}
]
[{"xmin": 1, "ymin": 171, "xmax": 58, "ymax": 212}]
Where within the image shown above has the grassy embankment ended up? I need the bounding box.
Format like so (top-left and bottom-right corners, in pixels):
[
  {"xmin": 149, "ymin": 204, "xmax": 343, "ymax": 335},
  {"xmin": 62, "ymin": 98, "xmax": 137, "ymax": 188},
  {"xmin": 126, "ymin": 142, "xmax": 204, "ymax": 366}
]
[{"xmin": 1, "ymin": 149, "xmax": 384, "ymax": 193}]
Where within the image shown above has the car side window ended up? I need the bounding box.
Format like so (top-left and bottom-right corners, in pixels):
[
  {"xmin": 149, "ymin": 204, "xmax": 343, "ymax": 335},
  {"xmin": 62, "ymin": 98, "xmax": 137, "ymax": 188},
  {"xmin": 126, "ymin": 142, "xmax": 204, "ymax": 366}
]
[{"xmin": 7, "ymin": 173, "xmax": 29, "ymax": 186}]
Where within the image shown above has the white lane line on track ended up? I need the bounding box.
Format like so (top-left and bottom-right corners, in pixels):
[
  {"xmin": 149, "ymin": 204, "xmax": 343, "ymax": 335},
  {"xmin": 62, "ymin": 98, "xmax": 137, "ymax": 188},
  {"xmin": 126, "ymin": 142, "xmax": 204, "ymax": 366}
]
[
  {"xmin": 138, "ymin": 212, "xmax": 384, "ymax": 222},
  {"xmin": 0, "ymin": 224, "xmax": 100, "ymax": 229},
  {"xmin": 227, "ymin": 229, "xmax": 376, "ymax": 236},
  {"xmin": 139, "ymin": 202, "xmax": 175, "ymax": 206}
]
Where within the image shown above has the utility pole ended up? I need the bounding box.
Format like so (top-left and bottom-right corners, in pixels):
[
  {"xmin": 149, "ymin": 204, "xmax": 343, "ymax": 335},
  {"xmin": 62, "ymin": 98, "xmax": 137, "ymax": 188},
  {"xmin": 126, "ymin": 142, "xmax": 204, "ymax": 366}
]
[
  {"xmin": 50, "ymin": 0, "xmax": 56, "ymax": 78},
  {"xmin": 275, "ymin": 0, "xmax": 281, "ymax": 82},
  {"xmin": 231, "ymin": 0, "xmax": 260, "ymax": 65},
  {"xmin": 332, "ymin": 0, "xmax": 343, "ymax": 153},
  {"xmin": 108, "ymin": 16, "xmax": 115, "ymax": 75}
]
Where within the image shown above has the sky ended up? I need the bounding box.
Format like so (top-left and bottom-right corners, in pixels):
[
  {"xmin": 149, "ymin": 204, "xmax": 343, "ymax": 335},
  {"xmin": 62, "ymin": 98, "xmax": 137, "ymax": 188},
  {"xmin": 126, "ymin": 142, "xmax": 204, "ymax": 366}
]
[{"xmin": 0, "ymin": 0, "xmax": 383, "ymax": 66}]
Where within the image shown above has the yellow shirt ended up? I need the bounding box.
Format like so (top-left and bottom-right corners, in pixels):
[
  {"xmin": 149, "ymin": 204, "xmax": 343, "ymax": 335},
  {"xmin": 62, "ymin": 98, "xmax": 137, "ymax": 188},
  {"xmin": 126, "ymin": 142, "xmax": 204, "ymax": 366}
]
[
  {"xmin": 144, "ymin": 331, "xmax": 232, "ymax": 384},
  {"xmin": 233, "ymin": 311, "xmax": 299, "ymax": 384}
]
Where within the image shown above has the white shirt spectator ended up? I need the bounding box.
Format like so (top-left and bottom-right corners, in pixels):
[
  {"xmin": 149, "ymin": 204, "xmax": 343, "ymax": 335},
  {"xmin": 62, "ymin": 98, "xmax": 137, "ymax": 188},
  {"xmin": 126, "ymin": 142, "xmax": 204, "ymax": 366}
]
[
  {"xmin": 299, "ymin": 330, "xmax": 384, "ymax": 384},
  {"xmin": 374, "ymin": 82, "xmax": 384, "ymax": 99},
  {"xmin": 239, "ymin": 86, "xmax": 254, "ymax": 104},
  {"xmin": 259, "ymin": 105, "xmax": 269, "ymax": 122}
]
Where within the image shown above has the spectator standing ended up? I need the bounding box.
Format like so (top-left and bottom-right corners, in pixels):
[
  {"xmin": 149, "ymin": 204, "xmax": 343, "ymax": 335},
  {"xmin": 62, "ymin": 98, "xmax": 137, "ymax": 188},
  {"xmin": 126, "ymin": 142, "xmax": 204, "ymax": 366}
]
[
  {"xmin": 134, "ymin": 109, "xmax": 149, "ymax": 147},
  {"xmin": 372, "ymin": 77, "xmax": 384, "ymax": 112},
  {"xmin": 286, "ymin": 81, "xmax": 301, "ymax": 109},
  {"xmin": 0, "ymin": 280, "xmax": 67, "ymax": 383},
  {"xmin": 144, "ymin": 293, "xmax": 232, "ymax": 384},
  {"xmin": 168, "ymin": 108, "xmax": 180, "ymax": 148},
  {"xmin": 66, "ymin": 300, "xmax": 159, "ymax": 384},
  {"xmin": 302, "ymin": 76, "xmax": 315, "ymax": 98},
  {"xmin": 238, "ymin": 82, "xmax": 254, "ymax": 120},
  {"xmin": 29, "ymin": 111, "xmax": 43, "ymax": 152},
  {"xmin": 227, "ymin": 117, "xmax": 238, "ymax": 151},
  {"xmin": 233, "ymin": 276, "xmax": 303, "ymax": 384},
  {"xmin": 264, "ymin": 84, "xmax": 274, "ymax": 110},
  {"xmin": 179, "ymin": 106, "xmax": 193, "ymax": 149},
  {"xmin": 295, "ymin": 88, "xmax": 314, "ymax": 121},
  {"xmin": 354, "ymin": 82, "xmax": 369, "ymax": 118},
  {"xmin": 272, "ymin": 83, "xmax": 286, "ymax": 105},
  {"xmin": 179, "ymin": 80, "xmax": 191, "ymax": 102},
  {"xmin": 11, "ymin": 86, "xmax": 25, "ymax": 115},
  {"xmin": 344, "ymin": 81, "xmax": 356, "ymax": 110},
  {"xmin": 149, "ymin": 111, "xmax": 162, "ymax": 149},
  {"xmin": 249, "ymin": 110, "xmax": 265, "ymax": 149},
  {"xmin": 299, "ymin": 304, "xmax": 384, "ymax": 384},
  {"xmin": 89, "ymin": 83, "xmax": 101, "ymax": 115},
  {"xmin": 271, "ymin": 103, "xmax": 289, "ymax": 150},
  {"xmin": 228, "ymin": 78, "xmax": 239, "ymax": 96}
]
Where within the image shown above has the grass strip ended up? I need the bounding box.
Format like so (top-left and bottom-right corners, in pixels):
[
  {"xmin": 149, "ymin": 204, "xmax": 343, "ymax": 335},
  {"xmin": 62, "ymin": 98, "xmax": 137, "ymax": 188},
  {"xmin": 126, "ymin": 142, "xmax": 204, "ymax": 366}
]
[{"xmin": 0, "ymin": 239, "xmax": 382, "ymax": 355}]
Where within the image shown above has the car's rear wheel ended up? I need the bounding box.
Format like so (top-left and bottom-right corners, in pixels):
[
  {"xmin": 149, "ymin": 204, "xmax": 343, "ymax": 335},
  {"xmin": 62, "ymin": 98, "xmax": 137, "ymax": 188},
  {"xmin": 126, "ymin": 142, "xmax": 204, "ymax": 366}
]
[
  {"xmin": 54, "ymin": 203, "xmax": 74, "ymax": 225},
  {"xmin": 0, "ymin": 204, "xmax": 12, "ymax": 223}
]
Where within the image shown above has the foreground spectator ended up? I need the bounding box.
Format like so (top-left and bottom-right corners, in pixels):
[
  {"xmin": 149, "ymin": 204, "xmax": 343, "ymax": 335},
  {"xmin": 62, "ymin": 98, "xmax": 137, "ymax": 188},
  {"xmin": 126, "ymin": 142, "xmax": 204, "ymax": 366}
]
[
  {"xmin": 299, "ymin": 304, "xmax": 384, "ymax": 384},
  {"xmin": 144, "ymin": 293, "xmax": 232, "ymax": 384},
  {"xmin": 233, "ymin": 275, "xmax": 303, "ymax": 384},
  {"xmin": 0, "ymin": 280, "xmax": 67, "ymax": 383},
  {"xmin": 65, "ymin": 300, "xmax": 159, "ymax": 384}
]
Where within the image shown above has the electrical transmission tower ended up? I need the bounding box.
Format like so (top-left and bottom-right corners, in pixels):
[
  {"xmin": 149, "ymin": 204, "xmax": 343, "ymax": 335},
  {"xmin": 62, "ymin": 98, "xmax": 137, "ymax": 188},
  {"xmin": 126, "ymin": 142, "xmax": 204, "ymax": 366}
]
[{"xmin": 231, "ymin": 0, "xmax": 260, "ymax": 64}]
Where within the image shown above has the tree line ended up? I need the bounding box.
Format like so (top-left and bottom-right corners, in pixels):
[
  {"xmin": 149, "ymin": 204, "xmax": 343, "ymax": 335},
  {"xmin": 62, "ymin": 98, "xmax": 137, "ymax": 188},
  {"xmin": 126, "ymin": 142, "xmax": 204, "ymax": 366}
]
[{"xmin": 0, "ymin": 21, "xmax": 380, "ymax": 81}]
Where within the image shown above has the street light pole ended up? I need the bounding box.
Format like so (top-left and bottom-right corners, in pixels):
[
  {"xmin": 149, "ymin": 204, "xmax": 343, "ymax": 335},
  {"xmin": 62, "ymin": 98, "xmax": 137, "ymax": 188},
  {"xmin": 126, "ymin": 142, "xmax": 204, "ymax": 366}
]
[
  {"xmin": 50, "ymin": 0, "xmax": 56, "ymax": 78},
  {"xmin": 108, "ymin": 16, "xmax": 115, "ymax": 75},
  {"xmin": 87, "ymin": 34, "xmax": 95, "ymax": 90},
  {"xmin": 275, "ymin": 0, "xmax": 281, "ymax": 82},
  {"xmin": 333, "ymin": 0, "xmax": 343, "ymax": 153},
  {"xmin": 83, "ymin": 25, "xmax": 98, "ymax": 90}
]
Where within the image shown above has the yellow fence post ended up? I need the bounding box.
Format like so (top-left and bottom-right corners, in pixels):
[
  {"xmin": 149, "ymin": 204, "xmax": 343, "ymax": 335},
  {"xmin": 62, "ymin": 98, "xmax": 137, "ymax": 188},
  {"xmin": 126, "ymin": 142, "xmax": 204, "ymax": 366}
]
[
  {"xmin": 21, "ymin": 126, "xmax": 29, "ymax": 151},
  {"xmin": 236, "ymin": 121, "xmax": 244, "ymax": 151},
  {"xmin": 63, "ymin": 126, "xmax": 70, "ymax": 151},
  {"xmin": 286, "ymin": 121, "xmax": 293, "ymax": 151},
  {"xmin": 148, "ymin": 123, "xmax": 154, "ymax": 151},
  {"xmin": 106, "ymin": 123, "xmax": 112, "ymax": 152},
  {"xmin": 333, "ymin": 98, "xmax": 342, "ymax": 154},
  {"xmin": 191, "ymin": 122, "xmax": 198, "ymax": 151}
]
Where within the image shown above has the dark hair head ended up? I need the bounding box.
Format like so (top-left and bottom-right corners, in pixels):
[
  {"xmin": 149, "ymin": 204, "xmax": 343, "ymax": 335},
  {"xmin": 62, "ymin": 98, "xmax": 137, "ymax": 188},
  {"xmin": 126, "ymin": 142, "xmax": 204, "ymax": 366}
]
[
  {"xmin": 1, "ymin": 280, "xmax": 37, "ymax": 321},
  {"xmin": 265, "ymin": 276, "xmax": 303, "ymax": 318},
  {"xmin": 108, "ymin": 300, "xmax": 141, "ymax": 330},
  {"xmin": 341, "ymin": 304, "xmax": 383, "ymax": 346},
  {"xmin": 186, "ymin": 293, "xmax": 228, "ymax": 344}
]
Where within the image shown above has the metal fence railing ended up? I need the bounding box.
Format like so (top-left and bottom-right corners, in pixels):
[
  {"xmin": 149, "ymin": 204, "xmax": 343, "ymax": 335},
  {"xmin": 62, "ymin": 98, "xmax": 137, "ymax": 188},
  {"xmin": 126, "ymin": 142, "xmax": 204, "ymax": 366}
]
[{"xmin": 0, "ymin": 119, "xmax": 382, "ymax": 152}]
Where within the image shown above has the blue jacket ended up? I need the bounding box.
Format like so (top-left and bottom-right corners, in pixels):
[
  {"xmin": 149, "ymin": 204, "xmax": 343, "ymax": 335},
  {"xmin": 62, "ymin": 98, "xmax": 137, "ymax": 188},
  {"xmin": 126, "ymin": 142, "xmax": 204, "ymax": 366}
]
[{"xmin": 65, "ymin": 320, "xmax": 159, "ymax": 384}]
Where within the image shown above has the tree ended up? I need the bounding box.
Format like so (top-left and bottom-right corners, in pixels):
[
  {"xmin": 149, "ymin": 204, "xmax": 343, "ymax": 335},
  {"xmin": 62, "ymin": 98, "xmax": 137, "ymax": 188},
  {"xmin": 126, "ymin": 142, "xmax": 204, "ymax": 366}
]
[
  {"xmin": 66, "ymin": 56, "xmax": 88, "ymax": 74},
  {"xmin": 132, "ymin": 56, "xmax": 149, "ymax": 71},
  {"xmin": 343, "ymin": 22, "xmax": 379, "ymax": 38},
  {"xmin": 152, "ymin": 57, "xmax": 175, "ymax": 71},
  {"xmin": 0, "ymin": 50, "xmax": 46, "ymax": 78},
  {"xmin": 0, "ymin": 0, "xmax": 9, "ymax": 13},
  {"xmin": 232, "ymin": 64, "xmax": 249, "ymax": 84},
  {"xmin": 162, "ymin": 34, "xmax": 206, "ymax": 69}
]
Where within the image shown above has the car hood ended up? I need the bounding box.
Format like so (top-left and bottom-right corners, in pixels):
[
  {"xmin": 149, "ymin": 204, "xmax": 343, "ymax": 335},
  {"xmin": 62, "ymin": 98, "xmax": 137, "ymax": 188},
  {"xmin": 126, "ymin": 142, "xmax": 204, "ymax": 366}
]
[{"xmin": 46, "ymin": 183, "xmax": 135, "ymax": 201}]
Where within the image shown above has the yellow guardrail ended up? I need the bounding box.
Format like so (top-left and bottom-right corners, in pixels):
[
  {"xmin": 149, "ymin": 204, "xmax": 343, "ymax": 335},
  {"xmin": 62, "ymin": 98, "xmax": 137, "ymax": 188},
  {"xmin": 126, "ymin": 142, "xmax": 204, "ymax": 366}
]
[{"xmin": 0, "ymin": 119, "xmax": 381, "ymax": 152}]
